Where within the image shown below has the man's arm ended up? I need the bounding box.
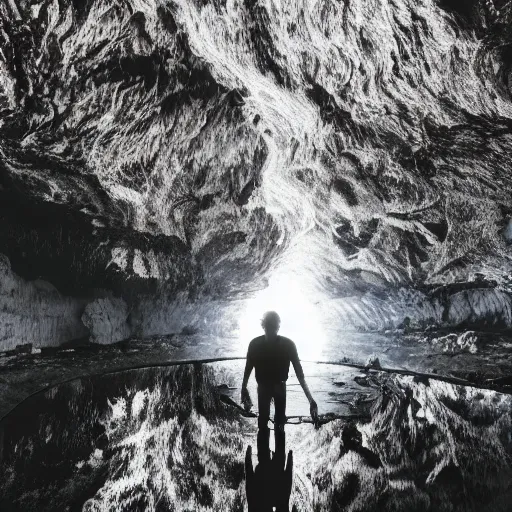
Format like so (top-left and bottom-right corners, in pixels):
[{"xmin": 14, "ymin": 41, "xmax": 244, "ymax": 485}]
[
  {"xmin": 291, "ymin": 348, "xmax": 313, "ymax": 402},
  {"xmin": 242, "ymin": 353, "xmax": 254, "ymax": 390},
  {"xmin": 290, "ymin": 342, "xmax": 318, "ymax": 423},
  {"xmin": 241, "ymin": 343, "xmax": 254, "ymax": 410}
]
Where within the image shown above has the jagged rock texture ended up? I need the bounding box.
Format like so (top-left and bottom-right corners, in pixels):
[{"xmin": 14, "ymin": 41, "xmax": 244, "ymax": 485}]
[
  {"xmin": 2, "ymin": 0, "xmax": 512, "ymax": 335},
  {"xmin": 81, "ymin": 296, "xmax": 131, "ymax": 344}
]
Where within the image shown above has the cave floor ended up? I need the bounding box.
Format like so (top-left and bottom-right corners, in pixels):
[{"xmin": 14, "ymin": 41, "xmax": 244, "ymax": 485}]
[{"xmin": 2, "ymin": 329, "xmax": 512, "ymax": 420}]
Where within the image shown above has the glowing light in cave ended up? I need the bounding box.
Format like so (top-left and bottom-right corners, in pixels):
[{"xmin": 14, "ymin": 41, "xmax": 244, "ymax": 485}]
[{"xmin": 237, "ymin": 272, "xmax": 328, "ymax": 362}]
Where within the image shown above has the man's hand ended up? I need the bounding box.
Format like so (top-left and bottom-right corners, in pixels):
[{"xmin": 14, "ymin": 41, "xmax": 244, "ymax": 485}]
[
  {"xmin": 309, "ymin": 399, "xmax": 319, "ymax": 427},
  {"xmin": 241, "ymin": 386, "xmax": 253, "ymax": 412}
]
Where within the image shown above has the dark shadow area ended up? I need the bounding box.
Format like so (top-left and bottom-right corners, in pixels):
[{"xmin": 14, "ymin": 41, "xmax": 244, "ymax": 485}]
[{"xmin": 245, "ymin": 440, "xmax": 296, "ymax": 512}]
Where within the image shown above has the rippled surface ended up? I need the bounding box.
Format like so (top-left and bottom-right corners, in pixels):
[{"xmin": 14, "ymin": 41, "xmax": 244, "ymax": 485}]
[{"xmin": 1, "ymin": 362, "xmax": 511, "ymax": 511}]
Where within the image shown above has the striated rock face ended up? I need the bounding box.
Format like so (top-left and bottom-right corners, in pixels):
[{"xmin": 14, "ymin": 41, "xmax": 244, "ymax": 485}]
[
  {"xmin": 2, "ymin": 0, "xmax": 512, "ymax": 338},
  {"xmin": 312, "ymin": 286, "xmax": 512, "ymax": 332},
  {"xmin": 81, "ymin": 297, "xmax": 131, "ymax": 345},
  {"xmin": 446, "ymin": 288, "xmax": 512, "ymax": 326},
  {"xmin": 0, "ymin": 254, "xmax": 88, "ymax": 350}
]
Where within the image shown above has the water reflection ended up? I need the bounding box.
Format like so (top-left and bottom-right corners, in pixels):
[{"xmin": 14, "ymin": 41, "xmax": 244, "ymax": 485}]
[{"xmin": 0, "ymin": 362, "xmax": 511, "ymax": 511}]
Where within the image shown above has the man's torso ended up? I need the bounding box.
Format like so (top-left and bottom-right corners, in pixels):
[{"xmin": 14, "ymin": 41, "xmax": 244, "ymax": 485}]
[{"xmin": 249, "ymin": 335, "xmax": 296, "ymax": 384}]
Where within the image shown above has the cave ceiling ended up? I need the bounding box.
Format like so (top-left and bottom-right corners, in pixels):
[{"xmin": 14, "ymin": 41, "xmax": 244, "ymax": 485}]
[{"xmin": 1, "ymin": 0, "xmax": 512, "ymax": 304}]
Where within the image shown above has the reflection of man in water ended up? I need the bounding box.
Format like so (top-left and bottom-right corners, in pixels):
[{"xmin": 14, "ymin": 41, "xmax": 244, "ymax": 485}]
[{"xmin": 241, "ymin": 311, "xmax": 318, "ymax": 461}]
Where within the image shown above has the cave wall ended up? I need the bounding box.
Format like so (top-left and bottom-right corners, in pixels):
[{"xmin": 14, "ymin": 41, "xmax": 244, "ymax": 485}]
[
  {"xmin": 3, "ymin": 242, "xmax": 512, "ymax": 354},
  {"xmin": 318, "ymin": 286, "xmax": 512, "ymax": 332},
  {"xmin": 0, "ymin": 254, "xmax": 88, "ymax": 351}
]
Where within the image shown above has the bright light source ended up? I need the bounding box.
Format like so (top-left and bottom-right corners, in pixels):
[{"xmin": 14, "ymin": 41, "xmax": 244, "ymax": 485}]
[{"xmin": 237, "ymin": 272, "xmax": 327, "ymax": 361}]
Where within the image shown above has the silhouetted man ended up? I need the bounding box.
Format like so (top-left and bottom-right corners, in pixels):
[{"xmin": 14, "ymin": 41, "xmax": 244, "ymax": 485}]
[{"xmin": 241, "ymin": 311, "xmax": 318, "ymax": 462}]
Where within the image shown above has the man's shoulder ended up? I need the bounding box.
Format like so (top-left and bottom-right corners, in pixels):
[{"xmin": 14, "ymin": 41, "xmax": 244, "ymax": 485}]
[
  {"xmin": 249, "ymin": 335, "xmax": 265, "ymax": 348},
  {"xmin": 278, "ymin": 336, "xmax": 296, "ymax": 349}
]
